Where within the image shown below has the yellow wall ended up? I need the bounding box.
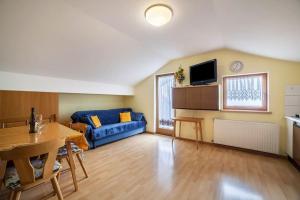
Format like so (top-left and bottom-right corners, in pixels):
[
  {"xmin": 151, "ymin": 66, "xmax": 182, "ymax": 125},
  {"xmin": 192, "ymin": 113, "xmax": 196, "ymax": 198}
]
[
  {"xmin": 59, "ymin": 93, "xmax": 125, "ymax": 122},
  {"xmin": 125, "ymin": 48, "xmax": 300, "ymax": 155},
  {"xmin": 125, "ymin": 76, "xmax": 155, "ymax": 131}
]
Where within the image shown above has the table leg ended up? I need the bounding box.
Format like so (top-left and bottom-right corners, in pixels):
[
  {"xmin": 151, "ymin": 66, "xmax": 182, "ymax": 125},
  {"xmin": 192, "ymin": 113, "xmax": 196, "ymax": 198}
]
[
  {"xmin": 179, "ymin": 121, "xmax": 182, "ymax": 138},
  {"xmin": 199, "ymin": 121, "xmax": 203, "ymax": 141},
  {"xmin": 195, "ymin": 122, "xmax": 199, "ymax": 150},
  {"xmin": 66, "ymin": 141, "xmax": 78, "ymax": 191},
  {"xmin": 172, "ymin": 120, "xmax": 176, "ymax": 146},
  {"xmin": 0, "ymin": 160, "xmax": 7, "ymax": 189}
]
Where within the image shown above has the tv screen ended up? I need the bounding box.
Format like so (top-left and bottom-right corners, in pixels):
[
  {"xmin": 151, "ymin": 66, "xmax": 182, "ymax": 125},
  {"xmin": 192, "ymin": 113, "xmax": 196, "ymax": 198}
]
[{"xmin": 190, "ymin": 59, "xmax": 217, "ymax": 85}]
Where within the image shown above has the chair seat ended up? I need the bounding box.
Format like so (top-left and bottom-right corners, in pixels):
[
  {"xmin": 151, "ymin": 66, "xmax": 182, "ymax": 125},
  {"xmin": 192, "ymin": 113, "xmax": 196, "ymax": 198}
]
[
  {"xmin": 4, "ymin": 159, "xmax": 61, "ymax": 190},
  {"xmin": 57, "ymin": 142, "xmax": 82, "ymax": 157}
]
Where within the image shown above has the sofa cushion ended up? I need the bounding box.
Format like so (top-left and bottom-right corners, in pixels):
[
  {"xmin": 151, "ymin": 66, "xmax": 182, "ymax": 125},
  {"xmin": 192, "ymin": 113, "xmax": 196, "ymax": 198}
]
[
  {"xmin": 131, "ymin": 112, "xmax": 144, "ymax": 121},
  {"xmin": 120, "ymin": 112, "xmax": 131, "ymax": 123},
  {"xmin": 90, "ymin": 115, "xmax": 102, "ymax": 128},
  {"xmin": 71, "ymin": 108, "xmax": 132, "ymax": 125},
  {"xmin": 92, "ymin": 121, "xmax": 145, "ymax": 140},
  {"xmin": 91, "ymin": 126, "xmax": 107, "ymax": 140},
  {"xmin": 57, "ymin": 142, "xmax": 82, "ymax": 157},
  {"xmin": 4, "ymin": 160, "xmax": 61, "ymax": 190}
]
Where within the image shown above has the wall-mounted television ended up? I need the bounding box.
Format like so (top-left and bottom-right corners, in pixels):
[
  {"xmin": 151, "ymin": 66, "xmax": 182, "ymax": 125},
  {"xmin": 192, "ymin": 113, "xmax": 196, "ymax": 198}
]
[{"xmin": 190, "ymin": 59, "xmax": 217, "ymax": 85}]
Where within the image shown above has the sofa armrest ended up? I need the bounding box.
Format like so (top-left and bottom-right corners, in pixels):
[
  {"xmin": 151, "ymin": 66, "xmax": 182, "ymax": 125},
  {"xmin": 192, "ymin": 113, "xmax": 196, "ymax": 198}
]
[
  {"xmin": 131, "ymin": 112, "xmax": 147, "ymax": 124},
  {"xmin": 141, "ymin": 115, "xmax": 147, "ymax": 124}
]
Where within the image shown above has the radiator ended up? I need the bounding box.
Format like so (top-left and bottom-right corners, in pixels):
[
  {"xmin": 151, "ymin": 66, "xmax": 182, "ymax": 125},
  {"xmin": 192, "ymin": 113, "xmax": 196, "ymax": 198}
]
[{"xmin": 214, "ymin": 119, "xmax": 279, "ymax": 154}]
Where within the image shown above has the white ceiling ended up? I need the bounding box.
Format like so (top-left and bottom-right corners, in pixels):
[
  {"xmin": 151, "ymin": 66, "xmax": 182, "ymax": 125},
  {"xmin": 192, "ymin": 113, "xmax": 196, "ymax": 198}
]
[{"xmin": 0, "ymin": 0, "xmax": 299, "ymax": 86}]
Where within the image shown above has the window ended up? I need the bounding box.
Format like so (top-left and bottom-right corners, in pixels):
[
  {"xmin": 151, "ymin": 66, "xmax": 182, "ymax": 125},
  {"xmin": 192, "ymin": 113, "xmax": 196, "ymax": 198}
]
[{"xmin": 223, "ymin": 73, "xmax": 268, "ymax": 111}]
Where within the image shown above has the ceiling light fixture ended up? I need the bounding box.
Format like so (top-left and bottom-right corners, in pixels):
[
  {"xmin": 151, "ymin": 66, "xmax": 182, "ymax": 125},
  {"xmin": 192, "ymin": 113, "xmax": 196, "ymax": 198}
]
[{"xmin": 145, "ymin": 4, "xmax": 173, "ymax": 27}]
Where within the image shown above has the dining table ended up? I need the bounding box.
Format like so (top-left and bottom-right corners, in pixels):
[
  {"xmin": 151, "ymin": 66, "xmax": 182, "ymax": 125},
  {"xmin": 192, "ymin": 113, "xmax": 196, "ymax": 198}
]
[{"xmin": 0, "ymin": 122, "xmax": 89, "ymax": 191}]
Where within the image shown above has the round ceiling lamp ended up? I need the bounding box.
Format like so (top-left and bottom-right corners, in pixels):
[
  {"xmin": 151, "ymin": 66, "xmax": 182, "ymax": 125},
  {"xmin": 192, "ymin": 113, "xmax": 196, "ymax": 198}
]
[{"xmin": 145, "ymin": 4, "xmax": 173, "ymax": 27}]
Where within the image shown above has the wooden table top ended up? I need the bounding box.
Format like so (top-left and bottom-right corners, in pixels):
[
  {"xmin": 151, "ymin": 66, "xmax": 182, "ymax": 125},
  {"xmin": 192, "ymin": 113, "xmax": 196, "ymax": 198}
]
[
  {"xmin": 172, "ymin": 117, "xmax": 204, "ymax": 122},
  {"xmin": 0, "ymin": 122, "xmax": 82, "ymax": 151}
]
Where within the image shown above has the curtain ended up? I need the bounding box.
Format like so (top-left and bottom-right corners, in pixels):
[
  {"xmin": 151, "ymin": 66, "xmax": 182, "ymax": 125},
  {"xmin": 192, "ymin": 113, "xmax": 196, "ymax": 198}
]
[
  {"xmin": 158, "ymin": 75, "xmax": 174, "ymax": 128},
  {"xmin": 226, "ymin": 74, "xmax": 264, "ymax": 107}
]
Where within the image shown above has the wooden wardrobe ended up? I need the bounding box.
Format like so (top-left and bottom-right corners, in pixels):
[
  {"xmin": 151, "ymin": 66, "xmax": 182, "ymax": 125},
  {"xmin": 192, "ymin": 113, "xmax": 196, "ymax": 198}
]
[
  {"xmin": 0, "ymin": 90, "xmax": 58, "ymax": 124},
  {"xmin": 172, "ymin": 85, "xmax": 219, "ymax": 110}
]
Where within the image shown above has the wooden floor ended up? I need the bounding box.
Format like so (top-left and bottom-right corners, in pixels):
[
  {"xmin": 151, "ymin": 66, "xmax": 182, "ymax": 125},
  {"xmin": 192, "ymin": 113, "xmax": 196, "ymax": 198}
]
[{"xmin": 1, "ymin": 133, "xmax": 300, "ymax": 200}]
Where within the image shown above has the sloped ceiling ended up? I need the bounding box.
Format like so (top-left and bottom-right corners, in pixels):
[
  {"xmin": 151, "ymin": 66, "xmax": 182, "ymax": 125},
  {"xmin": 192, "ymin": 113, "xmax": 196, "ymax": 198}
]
[{"xmin": 0, "ymin": 0, "xmax": 299, "ymax": 87}]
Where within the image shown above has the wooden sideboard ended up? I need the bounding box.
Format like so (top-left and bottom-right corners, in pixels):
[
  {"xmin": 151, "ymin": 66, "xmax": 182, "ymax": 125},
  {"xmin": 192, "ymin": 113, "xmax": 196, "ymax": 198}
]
[
  {"xmin": 172, "ymin": 85, "xmax": 219, "ymax": 110},
  {"xmin": 286, "ymin": 116, "xmax": 300, "ymax": 169}
]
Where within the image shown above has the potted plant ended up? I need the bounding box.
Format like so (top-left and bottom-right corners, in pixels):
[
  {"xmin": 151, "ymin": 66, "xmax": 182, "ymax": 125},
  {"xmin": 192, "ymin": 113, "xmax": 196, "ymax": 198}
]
[{"xmin": 175, "ymin": 66, "xmax": 185, "ymax": 86}]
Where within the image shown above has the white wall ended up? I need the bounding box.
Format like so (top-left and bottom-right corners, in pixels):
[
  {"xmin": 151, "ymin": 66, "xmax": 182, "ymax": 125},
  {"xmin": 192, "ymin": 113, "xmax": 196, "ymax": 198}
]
[{"xmin": 0, "ymin": 71, "xmax": 133, "ymax": 95}]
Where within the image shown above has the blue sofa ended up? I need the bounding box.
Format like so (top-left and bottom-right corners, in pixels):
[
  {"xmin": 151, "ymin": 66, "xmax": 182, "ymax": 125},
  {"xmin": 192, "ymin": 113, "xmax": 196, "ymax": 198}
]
[{"xmin": 71, "ymin": 108, "xmax": 146, "ymax": 149}]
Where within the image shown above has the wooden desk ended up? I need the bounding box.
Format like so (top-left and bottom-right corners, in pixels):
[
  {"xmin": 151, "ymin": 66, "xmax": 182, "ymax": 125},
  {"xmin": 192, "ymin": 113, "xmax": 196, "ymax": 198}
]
[
  {"xmin": 172, "ymin": 117, "xmax": 204, "ymax": 149},
  {"xmin": 0, "ymin": 122, "xmax": 88, "ymax": 191}
]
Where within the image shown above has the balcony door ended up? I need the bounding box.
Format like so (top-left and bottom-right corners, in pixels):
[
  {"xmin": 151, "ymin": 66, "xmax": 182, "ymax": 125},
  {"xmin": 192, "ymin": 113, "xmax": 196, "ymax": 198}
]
[{"xmin": 156, "ymin": 73, "xmax": 175, "ymax": 135}]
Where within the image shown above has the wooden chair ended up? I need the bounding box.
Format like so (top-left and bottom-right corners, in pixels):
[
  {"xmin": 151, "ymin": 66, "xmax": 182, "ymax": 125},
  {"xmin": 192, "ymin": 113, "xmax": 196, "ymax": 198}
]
[
  {"xmin": 69, "ymin": 122, "xmax": 88, "ymax": 134},
  {"xmin": 57, "ymin": 122, "xmax": 88, "ymax": 181},
  {"xmin": 0, "ymin": 114, "xmax": 56, "ymax": 129},
  {"xmin": 0, "ymin": 118, "xmax": 29, "ymax": 129},
  {"xmin": 0, "ymin": 139, "xmax": 65, "ymax": 200},
  {"xmin": 41, "ymin": 114, "xmax": 56, "ymax": 124}
]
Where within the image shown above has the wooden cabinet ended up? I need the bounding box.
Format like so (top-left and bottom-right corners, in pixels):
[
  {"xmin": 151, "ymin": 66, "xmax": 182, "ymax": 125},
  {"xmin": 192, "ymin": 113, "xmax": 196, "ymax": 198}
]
[
  {"xmin": 172, "ymin": 88, "xmax": 187, "ymax": 109},
  {"xmin": 200, "ymin": 86, "xmax": 219, "ymax": 110},
  {"xmin": 294, "ymin": 123, "xmax": 300, "ymax": 166},
  {"xmin": 286, "ymin": 117, "xmax": 300, "ymax": 169},
  {"xmin": 172, "ymin": 85, "xmax": 219, "ymax": 110},
  {"xmin": 186, "ymin": 87, "xmax": 202, "ymax": 109},
  {"xmin": 0, "ymin": 91, "xmax": 58, "ymax": 121}
]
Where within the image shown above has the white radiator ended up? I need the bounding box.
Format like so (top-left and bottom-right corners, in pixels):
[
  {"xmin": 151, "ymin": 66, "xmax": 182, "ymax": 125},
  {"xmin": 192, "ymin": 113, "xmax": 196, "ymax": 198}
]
[{"xmin": 214, "ymin": 119, "xmax": 279, "ymax": 154}]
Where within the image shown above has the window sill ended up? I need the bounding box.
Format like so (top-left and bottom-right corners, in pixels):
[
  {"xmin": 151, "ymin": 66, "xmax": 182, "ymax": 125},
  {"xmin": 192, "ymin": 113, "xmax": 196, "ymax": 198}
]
[{"xmin": 221, "ymin": 109, "xmax": 272, "ymax": 114}]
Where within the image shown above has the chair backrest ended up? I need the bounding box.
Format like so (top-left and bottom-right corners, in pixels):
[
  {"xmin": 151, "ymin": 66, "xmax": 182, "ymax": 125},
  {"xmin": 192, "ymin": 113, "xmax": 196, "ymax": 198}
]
[
  {"xmin": 0, "ymin": 118, "xmax": 29, "ymax": 129},
  {"xmin": 0, "ymin": 138, "xmax": 65, "ymax": 185},
  {"xmin": 42, "ymin": 114, "xmax": 56, "ymax": 123},
  {"xmin": 35, "ymin": 114, "xmax": 56, "ymax": 126},
  {"xmin": 69, "ymin": 122, "xmax": 88, "ymax": 134},
  {"xmin": 0, "ymin": 114, "xmax": 56, "ymax": 129}
]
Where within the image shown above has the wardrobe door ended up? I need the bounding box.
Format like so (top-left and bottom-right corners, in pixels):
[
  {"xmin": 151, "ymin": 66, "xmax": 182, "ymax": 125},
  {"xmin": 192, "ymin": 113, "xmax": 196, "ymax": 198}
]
[
  {"xmin": 200, "ymin": 85, "xmax": 219, "ymax": 110},
  {"xmin": 172, "ymin": 85, "xmax": 219, "ymax": 110},
  {"xmin": 186, "ymin": 87, "xmax": 202, "ymax": 109},
  {"xmin": 172, "ymin": 88, "xmax": 186, "ymax": 109}
]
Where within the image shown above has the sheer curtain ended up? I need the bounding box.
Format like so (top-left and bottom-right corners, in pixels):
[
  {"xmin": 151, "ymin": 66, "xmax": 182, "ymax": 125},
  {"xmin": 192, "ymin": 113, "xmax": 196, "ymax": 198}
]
[
  {"xmin": 226, "ymin": 75, "xmax": 263, "ymax": 107},
  {"xmin": 224, "ymin": 73, "xmax": 267, "ymax": 110},
  {"xmin": 158, "ymin": 75, "xmax": 174, "ymax": 129}
]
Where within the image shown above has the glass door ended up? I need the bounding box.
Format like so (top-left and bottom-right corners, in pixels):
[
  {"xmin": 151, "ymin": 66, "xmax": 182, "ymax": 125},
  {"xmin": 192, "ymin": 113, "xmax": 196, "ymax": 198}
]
[{"xmin": 156, "ymin": 74, "xmax": 175, "ymax": 135}]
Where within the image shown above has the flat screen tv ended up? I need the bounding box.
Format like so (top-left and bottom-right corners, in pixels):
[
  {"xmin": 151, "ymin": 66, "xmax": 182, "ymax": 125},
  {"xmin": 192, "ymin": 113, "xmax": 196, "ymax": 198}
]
[{"xmin": 190, "ymin": 59, "xmax": 217, "ymax": 85}]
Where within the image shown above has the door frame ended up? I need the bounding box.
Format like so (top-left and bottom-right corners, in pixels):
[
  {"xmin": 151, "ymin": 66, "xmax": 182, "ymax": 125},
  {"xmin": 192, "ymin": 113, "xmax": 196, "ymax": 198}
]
[{"xmin": 156, "ymin": 73, "xmax": 176, "ymax": 135}]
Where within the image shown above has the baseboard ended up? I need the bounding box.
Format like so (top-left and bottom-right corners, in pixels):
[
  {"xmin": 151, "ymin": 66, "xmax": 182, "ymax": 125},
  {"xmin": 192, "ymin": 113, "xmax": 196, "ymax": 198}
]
[
  {"xmin": 157, "ymin": 132, "xmax": 172, "ymax": 136},
  {"xmin": 155, "ymin": 133, "xmax": 286, "ymax": 159},
  {"xmin": 288, "ymin": 156, "xmax": 300, "ymax": 171},
  {"xmin": 212, "ymin": 143, "xmax": 286, "ymax": 159},
  {"xmin": 144, "ymin": 131, "xmax": 155, "ymax": 134}
]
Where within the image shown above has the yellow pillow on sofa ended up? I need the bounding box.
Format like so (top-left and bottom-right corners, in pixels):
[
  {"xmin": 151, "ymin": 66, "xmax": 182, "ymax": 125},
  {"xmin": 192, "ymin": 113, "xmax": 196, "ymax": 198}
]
[
  {"xmin": 90, "ymin": 115, "xmax": 101, "ymax": 128},
  {"xmin": 120, "ymin": 112, "xmax": 131, "ymax": 123}
]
